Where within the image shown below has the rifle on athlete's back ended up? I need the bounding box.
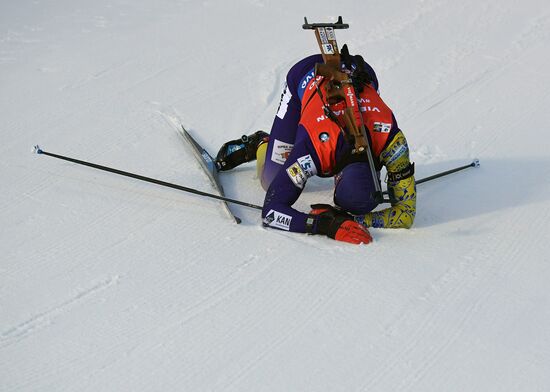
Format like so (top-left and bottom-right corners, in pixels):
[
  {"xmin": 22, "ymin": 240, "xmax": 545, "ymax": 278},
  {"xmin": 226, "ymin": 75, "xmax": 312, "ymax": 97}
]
[
  {"xmin": 303, "ymin": 16, "xmax": 385, "ymax": 204},
  {"xmin": 302, "ymin": 16, "xmax": 369, "ymax": 154}
]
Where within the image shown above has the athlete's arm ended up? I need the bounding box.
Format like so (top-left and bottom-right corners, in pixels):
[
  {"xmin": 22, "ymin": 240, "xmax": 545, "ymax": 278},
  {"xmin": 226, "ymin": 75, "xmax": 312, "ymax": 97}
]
[
  {"xmin": 261, "ymin": 130, "xmax": 320, "ymax": 233},
  {"xmin": 355, "ymin": 130, "xmax": 416, "ymax": 228}
]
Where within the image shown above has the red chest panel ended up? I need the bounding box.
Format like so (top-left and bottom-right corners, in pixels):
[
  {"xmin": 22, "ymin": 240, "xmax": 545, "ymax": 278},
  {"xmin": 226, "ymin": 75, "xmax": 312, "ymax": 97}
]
[{"xmin": 299, "ymin": 77, "xmax": 394, "ymax": 175}]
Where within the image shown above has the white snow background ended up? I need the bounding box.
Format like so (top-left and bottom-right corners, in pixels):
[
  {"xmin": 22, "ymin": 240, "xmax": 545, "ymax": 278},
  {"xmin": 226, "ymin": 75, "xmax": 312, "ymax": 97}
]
[{"xmin": 2, "ymin": 0, "xmax": 550, "ymax": 390}]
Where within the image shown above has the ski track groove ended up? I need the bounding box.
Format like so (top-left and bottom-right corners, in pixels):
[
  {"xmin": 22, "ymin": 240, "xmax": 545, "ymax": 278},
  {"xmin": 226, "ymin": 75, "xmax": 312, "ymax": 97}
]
[
  {"xmin": 363, "ymin": 0, "xmax": 445, "ymax": 44},
  {"xmin": 6, "ymin": 200, "xmax": 134, "ymax": 270},
  {"xmin": 178, "ymin": 261, "xmax": 293, "ymax": 384},
  {"xmin": 2, "ymin": 104, "xmax": 156, "ymax": 218},
  {"xmin": 219, "ymin": 267, "xmax": 350, "ymax": 391},
  {"xmin": 114, "ymin": 59, "xmax": 189, "ymax": 97},
  {"xmin": 59, "ymin": 59, "xmax": 134, "ymax": 91},
  {"xmin": 3, "ymin": 186, "xmax": 182, "ymax": 288},
  {"xmin": 0, "ymin": 161, "xmax": 60, "ymax": 214},
  {"xmin": 47, "ymin": 249, "xmax": 280, "ymax": 390},
  {"xmin": 0, "ymin": 276, "xmax": 120, "ymax": 349},
  {"xmin": 395, "ymin": 281, "xmax": 493, "ymax": 391},
  {"xmin": 399, "ymin": 230, "xmax": 533, "ymax": 391},
  {"xmin": 356, "ymin": 257, "xmax": 479, "ymax": 391},
  {"xmin": 357, "ymin": 207, "xmax": 539, "ymax": 391},
  {"xmin": 399, "ymin": 208, "xmax": 546, "ymax": 391},
  {"xmin": 402, "ymin": 4, "xmax": 548, "ymax": 133},
  {"xmin": 148, "ymin": 252, "xmax": 304, "ymax": 385},
  {"xmin": 417, "ymin": 69, "xmax": 492, "ymax": 117},
  {"xmin": 356, "ymin": 239, "xmax": 496, "ymax": 390},
  {"xmin": 170, "ymin": 255, "xmax": 270, "ymax": 326}
]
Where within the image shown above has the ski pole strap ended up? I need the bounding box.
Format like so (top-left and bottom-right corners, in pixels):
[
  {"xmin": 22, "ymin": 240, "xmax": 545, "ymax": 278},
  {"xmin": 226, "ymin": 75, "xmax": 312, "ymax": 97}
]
[{"xmin": 386, "ymin": 162, "xmax": 415, "ymax": 183}]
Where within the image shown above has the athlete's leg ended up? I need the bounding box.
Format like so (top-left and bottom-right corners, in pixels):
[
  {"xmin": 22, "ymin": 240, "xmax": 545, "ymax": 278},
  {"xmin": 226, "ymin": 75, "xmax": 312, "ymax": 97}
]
[
  {"xmin": 260, "ymin": 83, "xmax": 302, "ymax": 190},
  {"xmin": 333, "ymin": 162, "xmax": 380, "ymax": 215}
]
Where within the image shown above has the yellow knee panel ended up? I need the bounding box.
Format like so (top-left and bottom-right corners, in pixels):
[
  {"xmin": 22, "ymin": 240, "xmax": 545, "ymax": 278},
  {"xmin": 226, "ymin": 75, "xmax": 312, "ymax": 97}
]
[{"xmin": 256, "ymin": 142, "xmax": 268, "ymax": 180}]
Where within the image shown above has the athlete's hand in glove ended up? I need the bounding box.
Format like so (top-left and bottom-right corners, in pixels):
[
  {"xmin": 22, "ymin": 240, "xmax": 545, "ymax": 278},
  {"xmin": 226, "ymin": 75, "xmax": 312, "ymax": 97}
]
[{"xmin": 308, "ymin": 204, "xmax": 372, "ymax": 245}]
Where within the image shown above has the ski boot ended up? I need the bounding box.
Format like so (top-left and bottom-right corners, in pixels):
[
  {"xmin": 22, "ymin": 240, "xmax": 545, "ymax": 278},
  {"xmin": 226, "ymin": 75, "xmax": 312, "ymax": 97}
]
[{"xmin": 215, "ymin": 130, "xmax": 269, "ymax": 171}]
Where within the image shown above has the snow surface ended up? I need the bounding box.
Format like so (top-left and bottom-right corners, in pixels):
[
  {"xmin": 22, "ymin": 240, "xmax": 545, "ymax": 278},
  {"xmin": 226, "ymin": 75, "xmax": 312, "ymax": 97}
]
[{"xmin": 2, "ymin": 0, "xmax": 550, "ymax": 390}]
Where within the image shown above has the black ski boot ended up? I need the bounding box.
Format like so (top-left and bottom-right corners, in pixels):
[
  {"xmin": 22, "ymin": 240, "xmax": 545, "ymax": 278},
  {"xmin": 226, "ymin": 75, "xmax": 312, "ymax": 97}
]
[{"xmin": 215, "ymin": 131, "xmax": 269, "ymax": 171}]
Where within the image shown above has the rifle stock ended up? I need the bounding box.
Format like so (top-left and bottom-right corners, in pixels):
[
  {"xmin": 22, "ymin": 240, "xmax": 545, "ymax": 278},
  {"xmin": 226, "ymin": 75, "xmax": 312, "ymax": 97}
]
[
  {"xmin": 304, "ymin": 16, "xmax": 384, "ymax": 202},
  {"xmin": 306, "ymin": 19, "xmax": 369, "ymax": 154}
]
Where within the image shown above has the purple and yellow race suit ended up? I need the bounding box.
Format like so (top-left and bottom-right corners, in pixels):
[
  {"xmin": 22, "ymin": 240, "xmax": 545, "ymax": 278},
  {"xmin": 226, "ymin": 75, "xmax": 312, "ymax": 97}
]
[{"xmin": 259, "ymin": 54, "xmax": 416, "ymax": 233}]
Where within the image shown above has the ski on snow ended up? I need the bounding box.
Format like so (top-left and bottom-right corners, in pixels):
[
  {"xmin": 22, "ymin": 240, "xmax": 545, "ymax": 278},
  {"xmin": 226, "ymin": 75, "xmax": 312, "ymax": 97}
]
[{"xmin": 175, "ymin": 125, "xmax": 242, "ymax": 224}]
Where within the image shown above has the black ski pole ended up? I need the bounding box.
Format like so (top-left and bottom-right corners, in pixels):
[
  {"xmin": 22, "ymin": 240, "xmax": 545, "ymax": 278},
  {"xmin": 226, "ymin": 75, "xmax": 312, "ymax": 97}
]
[
  {"xmin": 34, "ymin": 145, "xmax": 478, "ymax": 209},
  {"xmin": 416, "ymin": 159, "xmax": 480, "ymax": 185},
  {"xmin": 383, "ymin": 159, "xmax": 480, "ymax": 195},
  {"xmin": 33, "ymin": 146, "xmax": 263, "ymax": 210}
]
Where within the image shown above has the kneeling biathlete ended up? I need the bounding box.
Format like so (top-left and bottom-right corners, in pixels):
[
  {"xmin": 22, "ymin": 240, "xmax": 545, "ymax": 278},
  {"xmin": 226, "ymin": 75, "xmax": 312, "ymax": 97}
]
[{"xmin": 216, "ymin": 50, "xmax": 416, "ymax": 245}]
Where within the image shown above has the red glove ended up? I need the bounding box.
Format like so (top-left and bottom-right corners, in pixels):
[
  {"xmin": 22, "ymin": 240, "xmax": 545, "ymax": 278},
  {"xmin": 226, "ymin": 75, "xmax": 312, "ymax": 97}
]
[
  {"xmin": 332, "ymin": 220, "xmax": 373, "ymax": 244},
  {"xmin": 308, "ymin": 204, "xmax": 372, "ymax": 245}
]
